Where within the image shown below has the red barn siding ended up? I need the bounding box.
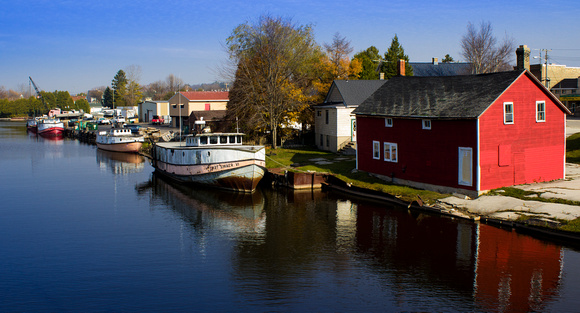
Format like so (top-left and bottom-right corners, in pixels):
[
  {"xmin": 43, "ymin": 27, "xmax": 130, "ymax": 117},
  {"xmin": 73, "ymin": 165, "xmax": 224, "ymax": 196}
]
[
  {"xmin": 479, "ymin": 74, "xmax": 565, "ymax": 191},
  {"xmin": 357, "ymin": 116, "xmax": 478, "ymax": 191}
]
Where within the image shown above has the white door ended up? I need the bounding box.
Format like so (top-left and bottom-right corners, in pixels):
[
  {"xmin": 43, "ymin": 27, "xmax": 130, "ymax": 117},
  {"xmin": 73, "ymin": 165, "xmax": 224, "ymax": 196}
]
[{"xmin": 458, "ymin": 147, "xmax": 473, "ymax": 186}]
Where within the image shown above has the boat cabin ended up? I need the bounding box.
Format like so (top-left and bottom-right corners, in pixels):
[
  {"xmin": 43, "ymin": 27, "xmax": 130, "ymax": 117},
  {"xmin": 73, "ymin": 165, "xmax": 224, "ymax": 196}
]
[
  {"xmin": 186, "ymin": 133, "xmax": 244, "ymax": 147},
  {"xmin": 99, "ymin": 129, "xmax": 134, "ymax": 136}
]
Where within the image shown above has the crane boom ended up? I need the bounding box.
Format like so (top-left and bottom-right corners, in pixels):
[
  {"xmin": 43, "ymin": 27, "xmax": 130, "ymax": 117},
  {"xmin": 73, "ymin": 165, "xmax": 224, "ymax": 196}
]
[{"xmin": 29, "ymin": 76, "xmax": 48, "ymax": 111}]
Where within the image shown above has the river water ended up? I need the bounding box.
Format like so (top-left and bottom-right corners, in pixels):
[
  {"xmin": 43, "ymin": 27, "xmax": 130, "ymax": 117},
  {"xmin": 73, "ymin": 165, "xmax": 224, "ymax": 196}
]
[{"xmin": 1, "ymin": 121, "xmax": 580, "ymax": 312}]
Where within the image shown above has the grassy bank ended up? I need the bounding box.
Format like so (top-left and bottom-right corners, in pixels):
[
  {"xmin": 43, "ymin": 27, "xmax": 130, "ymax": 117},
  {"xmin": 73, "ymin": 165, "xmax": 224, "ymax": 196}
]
[
  {"xmin": 266, "ymin": 147, "xmax": 447, "ymax": 204},
  {"xmin": 267, "ymin": 144, "xmax": 580, "ymax": 233},
  {"xmin": 567, "ymin": 133, "xmax": 580, "ymax": 164}
]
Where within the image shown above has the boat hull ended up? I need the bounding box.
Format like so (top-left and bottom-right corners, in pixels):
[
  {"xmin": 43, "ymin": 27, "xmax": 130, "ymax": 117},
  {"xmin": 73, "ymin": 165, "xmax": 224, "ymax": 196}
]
[
  {"xmin": 37, "ymin": 120, "xmax": 64, "ymax": 137},
  {"xmin": 155, "ymin": 159, "xmax": 265, "ymax": 192},
  {"xmin": 96, "ymin": 129, "xmax": 144, "ymax": 153},
  {"xmin": 26, "ymin": 120, "xmax": 37, "ymax": 133},
  {"xmin": 96, "ymin": 142, "xmax": 143, "ymax": 153},
  {"xmin": 38, "ymin": 126, "xmax": 64, "ymax": 137},
  {"xmin": 153, "ymin": 142, "xmax": 266, "ymax": 193}
]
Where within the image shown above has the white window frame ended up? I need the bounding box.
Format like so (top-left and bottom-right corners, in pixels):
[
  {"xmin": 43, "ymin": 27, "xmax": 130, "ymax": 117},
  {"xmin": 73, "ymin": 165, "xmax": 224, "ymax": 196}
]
[
  {"xmin": 422, "ymin": 119, "xmax": 431, "ymax": 130},
  {"xmin": 458, "ymin": 147, "xmax": 473, "ymax": 186},
  {"xmin": 385, "ymin": 118, "xmax": 393, "ymax": 127},
  {"xmin": 383, "ymin": 142, "xmax": 398, "ymax": 162},
  {"xmin": 536, "ymin": 101, "xmax": 546, "ymax": 122},
  {"xmin": 372, "ymin": 141, "xmax": 380, "ymax": 160},
  {"xmin": 504, "ymin": 102, "xmax": 514, "ymax": 124}
]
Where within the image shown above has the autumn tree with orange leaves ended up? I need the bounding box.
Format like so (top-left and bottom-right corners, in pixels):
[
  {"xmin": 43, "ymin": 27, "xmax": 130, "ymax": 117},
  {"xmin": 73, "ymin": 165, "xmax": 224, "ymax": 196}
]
[{"xmin": 225, "ymin": 15, "xmax": 324, "ymax": 148}]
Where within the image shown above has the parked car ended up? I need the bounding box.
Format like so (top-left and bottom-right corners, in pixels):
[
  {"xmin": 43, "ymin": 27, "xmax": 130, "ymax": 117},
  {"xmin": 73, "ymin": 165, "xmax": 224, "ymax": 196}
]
[
  {"xmin": 97, "ymin": 118, "xmax": 111, "ymax": 125},
  {"xmin": 111, "ymin": 116, "xmax": 126, "ymax": 124},
  {"xmin": 124, "ymin": 124, "xmax": 142, "ymax": 134},
  {"xmin": 152, "ymin": 115, "xmax": 164, "ymax": 125}
]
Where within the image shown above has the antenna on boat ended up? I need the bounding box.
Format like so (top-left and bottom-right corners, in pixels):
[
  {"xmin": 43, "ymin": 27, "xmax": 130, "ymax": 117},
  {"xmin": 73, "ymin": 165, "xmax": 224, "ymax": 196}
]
[{"xmin": 178, "ymin": 84, "xmax": 182, "ymax": 146}]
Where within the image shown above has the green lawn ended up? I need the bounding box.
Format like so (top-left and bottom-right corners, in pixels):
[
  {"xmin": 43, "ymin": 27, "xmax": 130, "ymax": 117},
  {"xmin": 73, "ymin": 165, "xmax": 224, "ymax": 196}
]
[
  {"xmin": 567, "ymin": 133, "xmax": 580, "ymax": 164},
  {"xmin": 266, "ymin": 140, "xmax": 580, "ymax": 232},
  {"xmin": 266, "ymin": 147, "xmax": 447, "ymax": 204}
]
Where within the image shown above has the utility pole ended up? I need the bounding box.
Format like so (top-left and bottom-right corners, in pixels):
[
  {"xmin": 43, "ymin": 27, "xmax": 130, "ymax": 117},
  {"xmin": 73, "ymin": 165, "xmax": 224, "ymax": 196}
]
[{"xmin": 539, "ymin": 49, "xmax": 552, "ymax": 89}]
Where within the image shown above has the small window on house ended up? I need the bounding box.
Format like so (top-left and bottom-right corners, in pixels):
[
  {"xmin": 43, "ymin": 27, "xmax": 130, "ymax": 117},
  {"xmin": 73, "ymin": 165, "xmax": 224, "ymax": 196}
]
[
  {"xmin": 325, "ymin": 110, "xmax": 329, "ymax": 124},
  {"xmin": 536, "ymin": 101, "xmax": 546, "ymax": 122},
  {"xmin": 385, "ymin": 118, "xmax": 393, "ymax": 127},
  {"xmin": 504, "ymin": 102, "xmax": 514, "ymax": 124},
  {"xmin": 422, "ymin": 119, "xmax": 431, "ymax": 130},
  {"xmin": 383, "ymin": 142, "xmax": 398, "ymax": 162},
  {"xmin": 317, "ymin": 110, "xmax": 321, "ymax": 117},
  {"xmin": 372, "ymin": 141, "xmax": 380, "ymax": 160}
]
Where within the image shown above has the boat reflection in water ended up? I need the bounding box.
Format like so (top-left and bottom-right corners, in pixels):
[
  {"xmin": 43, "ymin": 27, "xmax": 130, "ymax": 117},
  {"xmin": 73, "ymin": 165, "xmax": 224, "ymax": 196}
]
[
  {"xmin": 96, "ymin": 149, "xmax": 146, "ymax": 175},
  {"xmin": 148, "ymin": 173, "xmax": 265, "ymax": 232}
]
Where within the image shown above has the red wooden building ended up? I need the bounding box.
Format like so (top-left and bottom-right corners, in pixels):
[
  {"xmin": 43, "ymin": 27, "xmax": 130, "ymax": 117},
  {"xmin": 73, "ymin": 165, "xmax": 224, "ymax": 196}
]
[{"xmin": 353, "ymin": 70, "xmax": 570, "ymax": 197}]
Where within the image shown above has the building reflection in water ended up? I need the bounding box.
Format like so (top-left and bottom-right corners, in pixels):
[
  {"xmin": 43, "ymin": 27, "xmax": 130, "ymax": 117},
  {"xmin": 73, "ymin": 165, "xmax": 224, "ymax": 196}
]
[
  {"xmin": 140, "ymin": 179, "xmax": 564, "ymax": 311},
  {"xmin": 474, "ymin": 224, "xmax": 562, "ymax": 312},
  {"xmin": 96, "ymin": 149, "xmax": 146, "ymax": 175},
  {"xmin": 356, "ymin": 201, "xmax": 563, "ymax": 312}
]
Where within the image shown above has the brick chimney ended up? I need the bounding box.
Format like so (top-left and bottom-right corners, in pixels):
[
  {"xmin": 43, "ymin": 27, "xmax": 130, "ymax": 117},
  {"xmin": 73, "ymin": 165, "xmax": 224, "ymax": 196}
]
[
  {"xmin": 379, "ymin": 72, "xmax": 385, "ymax": 80},
  {"xmin": 398, "ymin": 59, "xmax": 406, "ymax": 76},
  {"xmin": 516, "ymin": 45, "xmax": 530, "ymax": 71},
  {"xmin": 432, "ymin": 57, "xmax": 438, "ymax": 65}
]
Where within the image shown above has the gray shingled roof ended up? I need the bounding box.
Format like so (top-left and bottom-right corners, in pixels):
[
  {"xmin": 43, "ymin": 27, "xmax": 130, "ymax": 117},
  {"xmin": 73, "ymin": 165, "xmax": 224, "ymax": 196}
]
[
  {"xmin": 325, "ymin": 80, "xmax": 387, "ymax": 106},
  {"xmin": 409, "ymin": 62, "xmax": 471, "ymax": 76},
  {"xmin": 353, "ymin": 70, "xmax": 525, "ymax": 119}
]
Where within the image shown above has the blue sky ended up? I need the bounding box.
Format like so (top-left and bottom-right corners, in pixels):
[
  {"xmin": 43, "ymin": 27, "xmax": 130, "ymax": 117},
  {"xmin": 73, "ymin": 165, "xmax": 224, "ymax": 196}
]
[{"xmin": 2, "ymin": 0, "xmax": 579, "ymax": 94}]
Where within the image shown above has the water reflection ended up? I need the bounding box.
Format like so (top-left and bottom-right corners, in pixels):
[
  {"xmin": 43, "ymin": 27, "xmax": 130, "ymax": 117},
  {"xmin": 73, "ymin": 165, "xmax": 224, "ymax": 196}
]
[
  {"xmin": 144, "ymin": 180, "xmax": 566, "ymax": 311},
  {"xmin": 96, "ymin": 149, "xmax": 146, "ymax": 175},
  {"xmin": 475, "ymin": 224, "xmax": 563, "ymax": 312},
  {"xmin": 148, "ymin": 173, "xmax": 266, "ymax": 233}
]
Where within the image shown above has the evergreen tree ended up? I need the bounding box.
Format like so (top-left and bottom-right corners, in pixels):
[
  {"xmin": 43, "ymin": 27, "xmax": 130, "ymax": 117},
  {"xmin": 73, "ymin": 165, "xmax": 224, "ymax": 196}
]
[
  {"xmin": 352, "ymin": 46, "xmax": 382, "ymax": 80},
  {"xmin": 103, "ymin": 87, "xmax": 114, "ymax": 108},
  {"xmin": 112, "ymin": 70, "xmax": 127, "ymax": 107},
  {"xmin": 381, "ymin": 35, "xmax": 413, "ymax": 79},
  {"xmin": 442, "ymin": 54, "xmax": 454, "ymax": 63}
]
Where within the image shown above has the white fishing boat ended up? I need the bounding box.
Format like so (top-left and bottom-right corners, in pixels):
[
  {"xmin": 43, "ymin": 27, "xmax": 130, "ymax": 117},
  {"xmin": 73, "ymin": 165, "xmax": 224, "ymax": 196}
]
[
  {"xmin": 96, "ymin": 128, "xmax": 144, "ymax": 153},
  {"xmin": 37, "ymin": 118, "xmax": 64, "ymax": 137},
  {"xmin": 152, "ymin": 133, "xmax": 266, "ymax": 193}
]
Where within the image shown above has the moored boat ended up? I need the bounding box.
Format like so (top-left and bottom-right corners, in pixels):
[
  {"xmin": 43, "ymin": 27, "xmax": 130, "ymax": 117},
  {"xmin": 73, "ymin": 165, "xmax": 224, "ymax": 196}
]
[
  {"xmin": 37, "ymin": 118, "xmax": 64, "ymax": 137},
  {"xmin": 26, "ymin": 119, "xmax": 38, "ymax": 133},
  {"xmin": 96, "ymin": 128, "xmax": 144, "ymax": 153},
  {"xmin": 152, "ymin": 133, "xmax": 266, "ymax": 193}
]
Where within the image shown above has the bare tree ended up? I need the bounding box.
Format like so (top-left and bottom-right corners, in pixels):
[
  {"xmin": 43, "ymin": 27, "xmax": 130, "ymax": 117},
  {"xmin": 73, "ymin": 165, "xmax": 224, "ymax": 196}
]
[
  {"xmin": 145, "ymin": 80, "xmax": 169, "ymax": 100},
  {"xmin": 124, "ymin": 64, "xmax": 143, "ymax": 106},
  {"xmin": 166, "ymin": 74, "xmax": 183, "ymax": 93},
  {"xmin": 324, "ymin": 32, "xmax": 354, "ymax": 79},
  {"xmin": 460, "ymin": 21, "xmax": 515, "ymax": 74}
]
